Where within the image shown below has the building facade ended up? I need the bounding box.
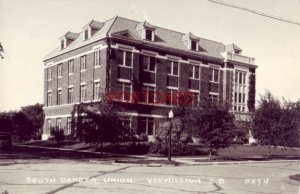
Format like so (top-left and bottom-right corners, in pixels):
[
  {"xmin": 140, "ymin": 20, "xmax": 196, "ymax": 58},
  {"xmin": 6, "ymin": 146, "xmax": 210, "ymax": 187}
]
[{"xmin": 42, "ymin": 16, "xmax": 257, "ymax": 140}]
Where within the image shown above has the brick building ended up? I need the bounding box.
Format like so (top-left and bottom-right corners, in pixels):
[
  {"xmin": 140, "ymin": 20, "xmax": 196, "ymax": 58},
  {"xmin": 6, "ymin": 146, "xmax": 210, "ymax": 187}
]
[{"xmin": 42, "ymin": 16, "xmax": 257, "ymax": 140}]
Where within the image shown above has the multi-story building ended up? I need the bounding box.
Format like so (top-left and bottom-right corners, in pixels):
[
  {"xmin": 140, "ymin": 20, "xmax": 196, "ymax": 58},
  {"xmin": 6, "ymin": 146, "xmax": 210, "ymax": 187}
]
[{"xmin": 42, "ymin": 16, "xmax": 257, "ymax": 140}]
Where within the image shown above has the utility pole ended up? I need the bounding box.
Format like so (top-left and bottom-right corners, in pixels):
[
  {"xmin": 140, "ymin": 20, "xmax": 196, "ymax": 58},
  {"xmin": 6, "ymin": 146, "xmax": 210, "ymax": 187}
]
[{"xmin": 168, "ymin": 109, "xmax": 174, "ymax": 161}]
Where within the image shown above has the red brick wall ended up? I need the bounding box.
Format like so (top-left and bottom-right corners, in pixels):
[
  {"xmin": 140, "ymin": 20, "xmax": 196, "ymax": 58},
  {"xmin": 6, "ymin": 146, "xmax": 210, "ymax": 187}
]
[
  {"xmin": 200, "ymin": 66, "xmax": 211, "ymax": 102},
  {"xmin": 43, "ymin": 40, "xmax": 253, "ymax": 135},
  {"xmin": 179, "ymin": 62, "xmax": 189, "ymax": 91}
]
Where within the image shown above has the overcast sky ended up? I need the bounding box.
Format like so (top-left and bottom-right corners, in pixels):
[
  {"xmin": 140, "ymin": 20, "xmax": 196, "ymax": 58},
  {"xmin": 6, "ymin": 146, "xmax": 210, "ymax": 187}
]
[{"xmin": 0, "ymin": 0, "xmax": 299, "ymax": 111}]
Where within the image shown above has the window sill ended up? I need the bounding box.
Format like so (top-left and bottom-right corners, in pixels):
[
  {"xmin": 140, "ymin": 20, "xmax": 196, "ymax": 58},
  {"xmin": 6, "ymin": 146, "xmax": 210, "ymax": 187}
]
[
  {"xmin": 189, "ymin": 77, "xmax": 200, "ymax": 80},
  {"xmin": 80, "ymin": 69, "xmax": 86, "ymax": 72},
  {"xmin": 143, "ymin": 70, "xmax": 156, "ymax": 73},
  {"xmin": 209, "ymin": 81, "xmax": 219, "ymax": 84},
  {"xmin": 94, "ymin": 65, "xmax": 101, "ymax": 69},
  {"xmin": 167, "ymin": 74, "xmax": 179, "ymax": 77},
  {"xmin": 58, "ymin": 76, "xmax": 62, "ymax": 79},
  {"xmin": 69, "ymin": 73, "xmax": 74, "ymax": 76},
  {"xmin": 118, "ymin": 65, "xmax": 132, "ymax": 69}
]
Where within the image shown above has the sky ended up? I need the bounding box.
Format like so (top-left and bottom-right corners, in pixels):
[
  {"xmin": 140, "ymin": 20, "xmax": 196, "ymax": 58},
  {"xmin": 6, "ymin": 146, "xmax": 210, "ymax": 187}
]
[{"xmin": 0, "ymin": 0, "xmax": 299, "ymax": 111}]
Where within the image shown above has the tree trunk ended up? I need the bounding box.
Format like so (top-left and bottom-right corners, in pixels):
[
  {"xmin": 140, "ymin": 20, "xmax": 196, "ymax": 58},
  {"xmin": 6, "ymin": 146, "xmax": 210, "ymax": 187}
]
[
  {"xmin": 267, "ymin": 144, "xmax": 271, "ymax": 158},
  {"xmin": 267, "ymin": 132, "xmax": 272, "ymax": 158},
  {"xmin": 100, "ymin": 142, "xmax": 103, "ymax": 155}
]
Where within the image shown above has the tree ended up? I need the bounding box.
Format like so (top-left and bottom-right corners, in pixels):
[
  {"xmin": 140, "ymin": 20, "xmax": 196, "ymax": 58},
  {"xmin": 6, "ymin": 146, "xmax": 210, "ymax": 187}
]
[
  {"xmin": 251, "ymin": 91, "xmax": 300, "ymax": 157},
  {"xmin": 20, "ymin": 103, "xmax": 45, "ymax": 139},
  {"xmin": 150, "ymin": 117, "xmax": 193, "ymax": 156},
  {"xmin": 50, "ymin": 127, "xmax": 65, "ymax": 145},
  {"xmin": 0, "ymin": 104, "xmax": 44, "ymax": 142},
  {"xmin": 0, "ymin": 111, "xmax": 14, "ymax": 132},
  {"xmin": 186, "ymin": 103, "xmax": 237, "ymax": 160},
  {"xmin": 73, "ymin": 96, "xmax": 134, "ymax": 153},
  {"xmin": 12, "ymin": 111, "xmax": 33, "ymax": 142},
  {"xmin": 278, "ymin": 100, "xmax": 300, "ymax": 147},
  {"xmin": 0, "ymin": 42, "xmax": 4, "ymax": 59}
]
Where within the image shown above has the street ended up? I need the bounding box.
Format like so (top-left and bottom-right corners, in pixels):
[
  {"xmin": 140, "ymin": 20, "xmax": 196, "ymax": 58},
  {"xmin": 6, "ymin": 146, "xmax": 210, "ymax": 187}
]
[{"xmin": 0, "ymin": 158, "xmax": 299, "ymax": 194}]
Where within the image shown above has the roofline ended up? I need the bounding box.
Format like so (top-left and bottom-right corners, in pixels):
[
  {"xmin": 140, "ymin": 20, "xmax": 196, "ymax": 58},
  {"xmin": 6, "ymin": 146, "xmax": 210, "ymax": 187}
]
[
  {"xmin": 43, "ymin": 16, "xmax": 117, "ymax": 62},
  {"xmin": 43, "ymin": 38, "xmax": 106, "ymax": 62},
  {"xmin": 110, "ymin": 36, "xmax": 224, "ymax": 64},
  {"xmin": 115, "ymin": 16, "xmax": 225, "ymax": 45},
  {"xmin": 106, "ymin": 16, "xmax": 118, "ymax": 37},
  {"xmin": 227, "ymin": 60, "xmax": 258, "ymax": 69}
]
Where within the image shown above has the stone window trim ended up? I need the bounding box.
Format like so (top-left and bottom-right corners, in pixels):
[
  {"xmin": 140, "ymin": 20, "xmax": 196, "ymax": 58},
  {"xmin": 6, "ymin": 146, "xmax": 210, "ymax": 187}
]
[
  {"xmin": 167, "ymin": 60, "xmax": 180, "ymax": 77},
  {"xmin": 190, "ymin": 65, "xmax": 200, "ymax": 80},
  {"xmin": 143, "ymin": 55, "xmax": 156, "ymax": 73},
  {"xmin": 210, "ymin": 68, "xmax": 220, "ymax": 83}
]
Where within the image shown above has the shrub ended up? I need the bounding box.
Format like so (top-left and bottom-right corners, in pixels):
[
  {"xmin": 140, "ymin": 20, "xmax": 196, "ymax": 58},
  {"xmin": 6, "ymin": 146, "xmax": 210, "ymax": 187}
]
[
  {"xmin": 138, "ymin": 133, "xmax": 148, "ymax": 142},
  {"xmin": 250, "ymin": 142, "xmax": 258, "ymax": 146},
  {"xmin": 50, "ymin": 127, "xmax": 65, "ymax": 144},
  {"xmin": 148, "ymin": 118, "xmax": 193, "ymax": 156}
]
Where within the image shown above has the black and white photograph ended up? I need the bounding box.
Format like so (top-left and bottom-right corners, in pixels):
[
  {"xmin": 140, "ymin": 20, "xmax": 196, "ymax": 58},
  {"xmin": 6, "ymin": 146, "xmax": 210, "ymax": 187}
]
[{"xmin": 0, "ymin": 0, "xmax": 299, "ymax": 193}]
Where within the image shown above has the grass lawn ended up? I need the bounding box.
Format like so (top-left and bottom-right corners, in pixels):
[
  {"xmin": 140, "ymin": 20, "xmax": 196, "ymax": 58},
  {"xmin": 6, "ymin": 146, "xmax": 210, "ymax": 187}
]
[
  {"xmin": 217, "ymin": 144, "xmax": 300, "ymax": 160},
  {"xmin": 18, "ymin": 141, "xmax": 300, "ymax": 161}
]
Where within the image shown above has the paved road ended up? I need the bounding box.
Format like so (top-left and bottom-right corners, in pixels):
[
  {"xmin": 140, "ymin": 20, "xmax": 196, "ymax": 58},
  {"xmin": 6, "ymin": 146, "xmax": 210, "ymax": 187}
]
[{"xmin": 0, "ymin": 159, "xmax": 299, "ymax": 194}]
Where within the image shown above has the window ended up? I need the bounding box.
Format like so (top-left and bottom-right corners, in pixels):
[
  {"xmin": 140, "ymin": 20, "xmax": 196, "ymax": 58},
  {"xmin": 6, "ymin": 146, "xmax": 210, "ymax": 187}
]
[
  {"xmin": 119, "ymin": 82, "xmax": 131, "ymax": 101},
  {"xmin": 167, "ymin": 61, "xmax": 179, "ymax": 76},
  {"xmin": 80, "ymin": 84, "xmax": 86, "ymax": 102},
  {"xmin": 84, "ymin": 29, "xmax": 89, "ymax": 40},
  {"xmin": 143, "ymin": 56, "xmax": 156, "ymax": 72},
  {"xmin": 47, "ymin": 91, "xmax": 52, "ymax": 106},
  {"xmin": 193, "ymin": 92, "xmax": 199, "ymax": 106},
  {"xmin": 166, "ymin": 89, "xmax": 178, "ymax": 105},
  {"xmin": 190, "ymin": 65, "xmax": 200, "ymax": 79},
  {"xmin": 46, "ymin": 119, "xmax": 51, "ymax": 134},
  {"xmin": 57, "ymin": 63, "xmax": 62, "ymax": 77},
  {"xmin": 80, "ymin": 55, "xmax": 86, "ymax": 70},
  {"xmin": 209, "ymin": 94, "xmax": 218, "ymax": 103},
  {"xmin": 118, "ymin": 50, "xmax": 132, "ymax": 67},
  {"xmin": 94, "ymin": 81, "xmax": 101, "ymax": 100},
  {"xmin": 211, "ymin": 69, "xmax": 219, "ymax": 82},
  {"xmin": 67, "ymin": 117, "xmax": 72, "ymax": 135},
  {"xmin": 68, "ymin": 87, "xmax": 74, "ymax": 104},
  {"xmin": 138, "ymin": 117, "xmax": 155, "ymax": 135},
  {"xmin": 145, "ymin": 29, "xmax": 153, "ymax": 41},
  {"xmin": 61, "ymin": 40, "xmax": 64, "ymax": 49},
  {"xmin": 191, "ymin": 40, "xmax": 197, "ymax": 51},
  {"xmin": 47, "ymin": 67, "xmax": 52, "ymax": 80},
  {"xmin": 68, "ymin": 60, "xmax": 74, "ymax": 74},
  {"xmin": 234, "ymin": 71, "xmax": 247, "ymax": 112},
  {"xmin": 142, "ymin": 86, "xmax": 155, "ymax": 103},
  {"xmin": 94, "ymin": 50, "xmax": 101, "ymax": 67},
  {"xmin": 56, "ymin": 118, "xmax": 62, "ymax": 130},
  {"xmin": 57, "ymin": 89, "xmax": 62, "ymax": 105}
]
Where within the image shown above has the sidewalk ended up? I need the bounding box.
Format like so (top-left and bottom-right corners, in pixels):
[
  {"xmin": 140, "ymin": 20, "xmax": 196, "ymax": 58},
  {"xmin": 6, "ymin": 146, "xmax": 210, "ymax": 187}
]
[{"xmin": 12, "ymin": 144, "xmax": 300, "ymax": 166}]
